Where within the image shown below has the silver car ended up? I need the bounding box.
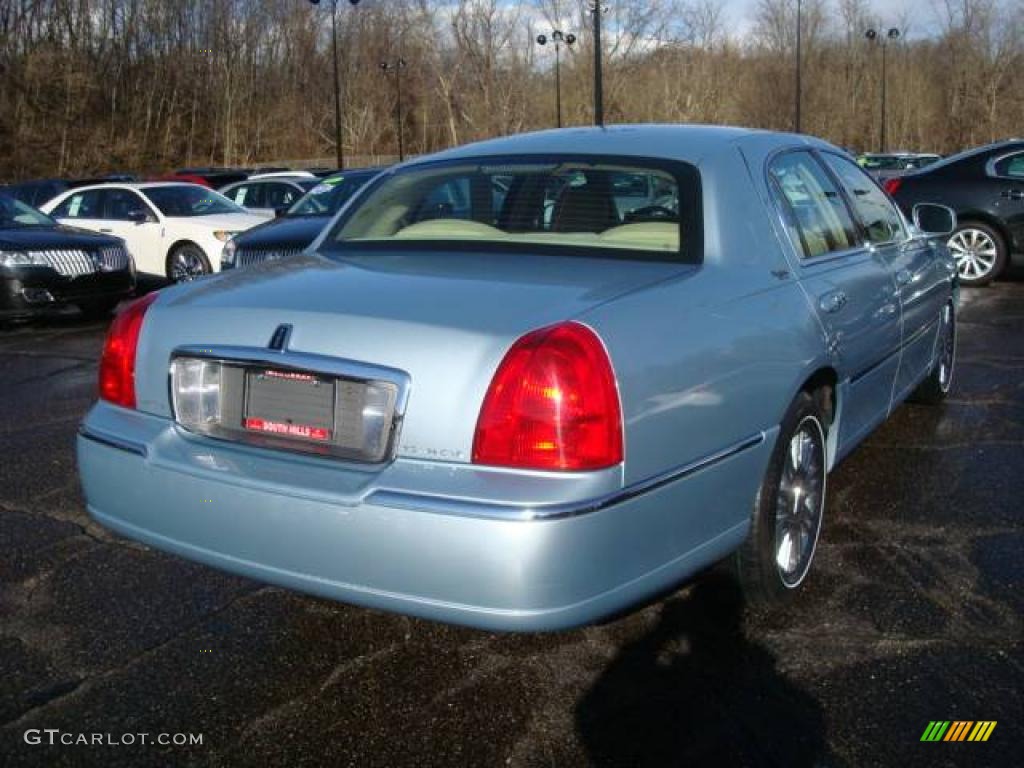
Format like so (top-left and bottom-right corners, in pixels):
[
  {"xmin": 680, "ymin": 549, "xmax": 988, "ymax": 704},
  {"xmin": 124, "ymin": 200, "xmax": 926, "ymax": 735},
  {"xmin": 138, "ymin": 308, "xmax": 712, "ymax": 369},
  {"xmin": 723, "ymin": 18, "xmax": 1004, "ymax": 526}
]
[{"xmin": 78, "ymin": 126, "xmax": 958, "ymax": 631}]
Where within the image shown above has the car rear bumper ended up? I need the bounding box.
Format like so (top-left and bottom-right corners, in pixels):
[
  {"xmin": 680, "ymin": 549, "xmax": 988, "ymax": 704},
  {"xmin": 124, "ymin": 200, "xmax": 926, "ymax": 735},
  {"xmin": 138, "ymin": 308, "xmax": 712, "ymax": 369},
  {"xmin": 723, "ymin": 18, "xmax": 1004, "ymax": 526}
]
[
  {"xmin": 1, "ymin": 269, "xmax": 134, "ymax": 318},
  {"xmin": 77, "ymin": 403, "xmax": 773, "ymax": 631}
]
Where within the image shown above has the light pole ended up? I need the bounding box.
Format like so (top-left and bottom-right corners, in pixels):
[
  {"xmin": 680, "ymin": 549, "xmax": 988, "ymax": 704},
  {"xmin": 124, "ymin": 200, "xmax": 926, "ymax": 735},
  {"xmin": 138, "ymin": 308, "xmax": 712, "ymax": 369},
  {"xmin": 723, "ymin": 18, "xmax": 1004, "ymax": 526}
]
[
  {"xmin": 308, "ymin": 0, "xmax": 361, "ymax": 170},
  {"xmin": 380, "ymin": 59, "xmax": 407, "ymax": 161},
  {"xmin": 866, "ymin": 27, "xmax": 901, "ymax": 153},
  {"xmin": 589, "ymin": 3, "xmax": 605, "ymax": 126},
  {"xmin": 535, "ymin": 30, "xmax": 576, "ymax": 128},
  {"xmin": 794, "ymin": 0, "xmax": 802, "ymax": 133}
]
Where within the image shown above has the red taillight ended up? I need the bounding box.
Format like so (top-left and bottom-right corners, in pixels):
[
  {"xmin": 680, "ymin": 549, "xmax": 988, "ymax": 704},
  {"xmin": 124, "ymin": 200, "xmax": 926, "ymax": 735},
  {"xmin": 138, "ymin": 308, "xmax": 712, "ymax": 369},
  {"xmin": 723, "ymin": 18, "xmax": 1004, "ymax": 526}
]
[
  {"xmin": 472, "ymin": 322, "xmax": 623, "ymax": 471},
  {"xmin": 98, "ymin": 292, "xmax": 159, "ymax": 408},
  {"xmin": 883, "ymin": 178, "xmax": 902, "ymax": 196}
]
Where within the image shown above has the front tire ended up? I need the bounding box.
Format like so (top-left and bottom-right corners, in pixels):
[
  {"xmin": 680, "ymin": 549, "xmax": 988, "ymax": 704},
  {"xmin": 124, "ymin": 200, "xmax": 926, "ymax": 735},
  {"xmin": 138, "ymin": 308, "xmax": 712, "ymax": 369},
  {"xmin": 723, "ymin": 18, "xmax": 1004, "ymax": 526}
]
[
  {"xmin": 911, "ymin": 300, "xmax": 956, "ymax": 404},
  {"xmin": 947, "ymin": 221, "xmax": 1007, "ymax": 286},
  {"xmin": 736, "ymin": 391, "xmax": 827, "ymax": 605},
  {"xmin": 166, "ymin": 244, "xmax": 212, "ymax": 283}
]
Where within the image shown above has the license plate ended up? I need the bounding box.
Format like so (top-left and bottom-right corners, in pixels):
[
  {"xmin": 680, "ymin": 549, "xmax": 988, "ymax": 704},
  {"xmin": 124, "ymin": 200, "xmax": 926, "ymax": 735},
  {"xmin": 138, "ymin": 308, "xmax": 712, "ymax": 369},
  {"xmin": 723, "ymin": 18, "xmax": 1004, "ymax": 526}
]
[{"xmin": 243, "ymin": 369, "xmax": 335, "ymax": 444}]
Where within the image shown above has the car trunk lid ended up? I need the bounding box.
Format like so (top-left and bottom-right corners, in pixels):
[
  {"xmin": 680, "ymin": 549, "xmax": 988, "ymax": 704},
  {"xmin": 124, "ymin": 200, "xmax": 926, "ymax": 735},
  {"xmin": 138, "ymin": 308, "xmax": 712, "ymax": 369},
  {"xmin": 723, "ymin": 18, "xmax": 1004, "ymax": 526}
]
[{"xmin": 136, "ymin": 249, "xmax": 693, "ymax": 463}]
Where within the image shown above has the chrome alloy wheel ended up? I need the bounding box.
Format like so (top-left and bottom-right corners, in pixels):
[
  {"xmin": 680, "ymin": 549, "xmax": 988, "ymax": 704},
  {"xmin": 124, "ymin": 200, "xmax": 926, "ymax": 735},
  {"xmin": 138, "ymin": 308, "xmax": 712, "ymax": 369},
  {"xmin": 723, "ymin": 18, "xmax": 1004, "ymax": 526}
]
[
  {"xmin": 948, "ymin": 228, "xmax": 998, "ymax": 282},
  {"xmin": 938, "ymin": 302, "xmax": 956, "ymax": 394},
  {"xmin": 170, "ymin": 248, "xmax": 209, "ymax": 282},
  {"xmin": 774, "ymin": 415, "xmax": 826, "ymax": 588}
]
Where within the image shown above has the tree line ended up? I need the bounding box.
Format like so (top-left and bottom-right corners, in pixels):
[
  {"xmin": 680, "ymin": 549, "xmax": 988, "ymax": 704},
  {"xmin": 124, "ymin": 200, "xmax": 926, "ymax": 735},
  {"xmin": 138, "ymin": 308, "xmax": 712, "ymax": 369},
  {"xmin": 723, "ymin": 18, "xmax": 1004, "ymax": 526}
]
[{"xmin": 0, "ymin": 0, "xmax": 1020, "ymax": 181}]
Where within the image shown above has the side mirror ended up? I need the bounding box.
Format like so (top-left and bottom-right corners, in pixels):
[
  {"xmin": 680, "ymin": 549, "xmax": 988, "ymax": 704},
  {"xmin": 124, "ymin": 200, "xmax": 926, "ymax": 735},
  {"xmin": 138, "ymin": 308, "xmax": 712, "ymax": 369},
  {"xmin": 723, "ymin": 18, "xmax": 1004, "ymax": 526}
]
[
  {"xmin": 274, "ymin": 206, "xmax": 289, "ymax": 218},
  {"xmin": 912, "ymin": 203, "xmax": 956, "ymax": 237},
  {"xmin": 127, "ymin": 210, "xmax": 151, "ymax": 224}
]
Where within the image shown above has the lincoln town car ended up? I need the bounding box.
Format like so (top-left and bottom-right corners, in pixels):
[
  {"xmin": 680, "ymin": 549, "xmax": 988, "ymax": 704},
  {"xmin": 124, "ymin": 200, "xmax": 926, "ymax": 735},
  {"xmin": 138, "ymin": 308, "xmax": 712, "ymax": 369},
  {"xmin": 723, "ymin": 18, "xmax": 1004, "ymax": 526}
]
[{"xmin": 76, "ymin": 126, "xmax": 958, "ymax": 630}]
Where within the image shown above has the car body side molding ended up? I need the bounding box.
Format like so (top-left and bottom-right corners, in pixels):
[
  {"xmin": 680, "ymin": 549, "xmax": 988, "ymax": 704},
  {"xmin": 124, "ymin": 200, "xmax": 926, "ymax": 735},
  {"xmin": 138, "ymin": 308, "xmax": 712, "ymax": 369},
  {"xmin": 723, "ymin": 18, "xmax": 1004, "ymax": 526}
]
[{"xmin": 367, "ymin": 432, "xmax": 767, "ymax": 522}]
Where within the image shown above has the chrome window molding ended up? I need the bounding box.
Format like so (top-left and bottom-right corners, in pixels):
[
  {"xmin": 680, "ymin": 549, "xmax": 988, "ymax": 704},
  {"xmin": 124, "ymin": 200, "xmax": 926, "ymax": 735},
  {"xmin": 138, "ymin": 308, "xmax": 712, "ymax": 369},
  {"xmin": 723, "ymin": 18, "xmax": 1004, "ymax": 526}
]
[{"xmin": 985, "ymin": 149, "xmax": 1024, "ymax": 180}]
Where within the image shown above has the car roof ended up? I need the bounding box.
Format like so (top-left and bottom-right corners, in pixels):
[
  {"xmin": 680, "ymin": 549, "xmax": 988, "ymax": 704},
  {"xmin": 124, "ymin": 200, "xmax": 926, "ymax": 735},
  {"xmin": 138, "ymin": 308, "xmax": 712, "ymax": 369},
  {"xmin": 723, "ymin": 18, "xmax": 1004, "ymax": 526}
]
[
  {"xmin": 922, "ymin": 139, "xmax": 1024, "ymax": 171},
  {"xmin": 55, "ymin": 182, "xmax": 208, "ymax": 195},
  {"xmin": 247, "ymin": 171, "xmax": 316, "ymax": 180},
  {"xmin": 320, "ymin": 167, "xmax": 382, "ymax": 181},
  {"xmin": 413, "ymin": 124, "xmax": 810, "ymax": 166}
]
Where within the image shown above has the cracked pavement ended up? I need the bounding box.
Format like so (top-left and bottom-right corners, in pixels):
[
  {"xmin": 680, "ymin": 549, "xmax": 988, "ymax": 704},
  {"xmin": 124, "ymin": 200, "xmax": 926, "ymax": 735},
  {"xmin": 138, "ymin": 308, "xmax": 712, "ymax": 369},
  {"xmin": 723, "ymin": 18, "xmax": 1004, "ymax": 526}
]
[{"xmin": 0, "ymin": 283, "xmax": 1021, "ymax": 767}]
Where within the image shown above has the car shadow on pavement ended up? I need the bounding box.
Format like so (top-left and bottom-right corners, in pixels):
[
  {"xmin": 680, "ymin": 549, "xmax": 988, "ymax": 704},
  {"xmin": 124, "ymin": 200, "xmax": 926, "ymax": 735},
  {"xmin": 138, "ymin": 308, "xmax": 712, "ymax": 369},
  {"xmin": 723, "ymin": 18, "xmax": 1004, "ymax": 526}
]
[{"xmin": 575, "ymin": 573, "xmax": 831, "ymax": 768}]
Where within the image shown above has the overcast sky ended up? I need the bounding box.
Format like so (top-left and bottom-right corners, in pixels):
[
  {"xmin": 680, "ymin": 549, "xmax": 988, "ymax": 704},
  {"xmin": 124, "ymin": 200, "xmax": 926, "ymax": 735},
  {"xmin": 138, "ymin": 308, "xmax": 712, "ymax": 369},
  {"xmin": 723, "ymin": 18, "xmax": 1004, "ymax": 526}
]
[{"xmin": 725, "ymin": 0, "xmax": 947, "ymax": 39}]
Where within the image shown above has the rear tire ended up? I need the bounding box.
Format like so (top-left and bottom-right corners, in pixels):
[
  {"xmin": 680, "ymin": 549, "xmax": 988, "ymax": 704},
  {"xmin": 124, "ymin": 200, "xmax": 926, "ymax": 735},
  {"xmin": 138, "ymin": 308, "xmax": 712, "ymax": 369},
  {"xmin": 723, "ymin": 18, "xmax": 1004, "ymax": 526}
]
[
  {"xmin": 947, "ymin": 221, "xmax": 1007, "ymax": 286},
  {"xmin": 911, "ymin": 300, "xmax": 956, "ymax": 404},
  {"xmin": 166, "ymin": 243, "xmax": 212, "ymax": 283},
  {"xmin": 736, "ymin": 391, "xmax": 827, "ymax": 606}
]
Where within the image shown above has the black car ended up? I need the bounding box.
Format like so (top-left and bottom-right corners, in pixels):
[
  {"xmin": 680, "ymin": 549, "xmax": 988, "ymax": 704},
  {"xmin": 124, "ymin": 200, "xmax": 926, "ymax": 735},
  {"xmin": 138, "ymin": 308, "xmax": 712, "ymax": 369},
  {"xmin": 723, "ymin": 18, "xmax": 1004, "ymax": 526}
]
[
  {"xmin": 1, "ymin": 175, "xmax": 138, "ymax": 209},
  {"xmin": 888, "ymin": 139, "xmax": 1024, "ymax": 285},
  {"xmin": 0, "ymin": 194, "xmax": 135, "ymax": 321},
  {"xmin": 220, "ymin": 168, "xmax": 381, "ymax": 270}
]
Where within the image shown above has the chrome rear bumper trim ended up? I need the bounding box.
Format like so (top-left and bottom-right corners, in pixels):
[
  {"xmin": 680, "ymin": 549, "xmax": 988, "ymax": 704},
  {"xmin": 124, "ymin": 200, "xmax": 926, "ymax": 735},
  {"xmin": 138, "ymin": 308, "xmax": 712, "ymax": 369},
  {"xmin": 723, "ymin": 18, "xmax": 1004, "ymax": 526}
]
[{"xmin": 368, "ymin": 432, "xmax": 766, "ymax": 522}]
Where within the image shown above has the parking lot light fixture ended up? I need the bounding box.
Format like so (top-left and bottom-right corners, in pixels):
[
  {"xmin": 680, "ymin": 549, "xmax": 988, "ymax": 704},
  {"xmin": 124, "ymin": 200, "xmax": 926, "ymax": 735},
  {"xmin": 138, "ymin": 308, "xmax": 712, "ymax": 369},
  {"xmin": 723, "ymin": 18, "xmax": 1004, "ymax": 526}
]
[
  {"xmin": 536, "ymin": 30, "xmax": 576, "ymax": 129},
  {"xmin": 308, "ymin": 0, "xmax": 361, "ymax": 171},
  {"xmin": 589, "ymin": 3, "xmax": 605, "ymax": 126},
  {"xmin": 795, "ymin": 0, "xmax": 802, "ymax": 133},
  {"xmin": 379, "ymin": 59, "xmax": 407, "ymax": 162},
  {"xmin": 865, "ymin": 27, "xmax": 901, "ymax": 153}
]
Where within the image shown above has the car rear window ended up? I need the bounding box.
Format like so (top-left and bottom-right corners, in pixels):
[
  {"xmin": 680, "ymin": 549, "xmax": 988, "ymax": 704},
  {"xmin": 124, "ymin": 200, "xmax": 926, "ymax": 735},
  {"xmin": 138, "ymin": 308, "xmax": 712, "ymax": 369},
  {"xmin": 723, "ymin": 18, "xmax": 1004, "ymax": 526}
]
[{"xmin": 325, "ymin": 155, "xmax": 701, "ymax": 263}]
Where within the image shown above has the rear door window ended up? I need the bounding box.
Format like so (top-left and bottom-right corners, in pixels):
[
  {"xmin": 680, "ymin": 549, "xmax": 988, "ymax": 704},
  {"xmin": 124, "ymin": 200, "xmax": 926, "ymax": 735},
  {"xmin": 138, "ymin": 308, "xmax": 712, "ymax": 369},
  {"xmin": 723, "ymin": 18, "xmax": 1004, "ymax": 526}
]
[
  {"xmin": 769, "ymin": 152, "xmax": 859, "ymax": 259},
  {"xmin": 821, "ymin": 153, "xmax": 905, "ymax": 245},
  {"xmin": 51, "ymin": 189, "xmax": 105, "ymax": 219},
  {"xmin": 263, "ymin": 183, "xmax": 300, "ymax": 210},
  {"xmin": 228, "ymin": 184, "xmax": 261, "ymax": 208},
  {"xmin": 103, "ymin": 189, "xmax": 153, "ymax": 220}
]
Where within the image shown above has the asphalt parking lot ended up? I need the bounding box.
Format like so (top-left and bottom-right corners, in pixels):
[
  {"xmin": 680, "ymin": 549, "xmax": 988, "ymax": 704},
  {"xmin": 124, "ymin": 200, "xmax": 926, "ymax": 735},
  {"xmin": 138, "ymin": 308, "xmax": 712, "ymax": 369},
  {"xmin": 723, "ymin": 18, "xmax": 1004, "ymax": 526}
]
[{"xmin": 0, "ymin": 281, "xmax": 1021, "ymax": 768}]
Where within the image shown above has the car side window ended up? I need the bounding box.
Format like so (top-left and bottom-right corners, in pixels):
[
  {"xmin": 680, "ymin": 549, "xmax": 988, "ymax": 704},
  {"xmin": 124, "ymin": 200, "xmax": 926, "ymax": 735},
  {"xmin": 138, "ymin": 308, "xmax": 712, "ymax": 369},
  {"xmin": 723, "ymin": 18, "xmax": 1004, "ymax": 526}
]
[
  {"xmin": 410, "ymin": 178, "xmax": 472, "ymax": 223},
  {"xmin": 768, "ymin": 151, "xmax": 859, "ymax": 259},
  {"xmin": 263, "ymin": 183, "xmax": 295, "ymax": 210},
  {"xmin": 229, "ymin": 184, "xmax": 259, "ymax": 207},
  {"xmin": 821, "ymin": 153, "xmax": 905, "ymax": 245},
  {"xmin": 50, "ymin": 190, "xmax": 104, "ymax": 219},
  {"xmin": 995, "ymin": 153, "xmax": 1024, "ymax": 178},
  {"xmin": 103, "ymin": 189, "xmax": 152, "ymax": 221}
]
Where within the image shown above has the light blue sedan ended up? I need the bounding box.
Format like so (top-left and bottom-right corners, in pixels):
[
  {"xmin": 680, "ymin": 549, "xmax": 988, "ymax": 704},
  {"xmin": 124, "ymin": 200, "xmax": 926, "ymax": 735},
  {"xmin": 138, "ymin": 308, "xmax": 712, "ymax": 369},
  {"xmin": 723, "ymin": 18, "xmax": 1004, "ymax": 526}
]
[{"xmin": 77, "ymin": 126, "xmax": 958, "ymax": 630}]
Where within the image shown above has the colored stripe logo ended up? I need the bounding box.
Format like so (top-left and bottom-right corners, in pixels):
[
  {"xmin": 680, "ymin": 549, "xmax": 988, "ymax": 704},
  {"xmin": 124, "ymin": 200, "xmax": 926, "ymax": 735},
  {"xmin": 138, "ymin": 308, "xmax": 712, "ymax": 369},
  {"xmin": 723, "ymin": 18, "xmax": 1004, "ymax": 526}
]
[{"xmin": 920, "ymin": 721, "xmax": 997, "ymax": 742}]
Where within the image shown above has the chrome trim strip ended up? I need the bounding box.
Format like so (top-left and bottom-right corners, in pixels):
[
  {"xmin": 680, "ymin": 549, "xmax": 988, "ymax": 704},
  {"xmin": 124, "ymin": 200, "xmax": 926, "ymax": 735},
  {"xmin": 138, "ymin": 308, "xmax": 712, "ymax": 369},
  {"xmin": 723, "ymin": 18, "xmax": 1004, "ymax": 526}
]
[
  {"xmin": 172, "ymin": 344, "xmax": 412, "ymax": 416},
  {"xmin": 78, "ymin": 424, "xmax": 148, "ymax": 458},
  {"xmin": 367, "ymin": 432, "xmax": 766, "ymax": 522},
  {"xmin": 169, "ymin": 344, "xmax": 411, "ymax": 465},
  {"xmin": 985, "ymin": 148, "xmax": 1024, "ymax": 179}
]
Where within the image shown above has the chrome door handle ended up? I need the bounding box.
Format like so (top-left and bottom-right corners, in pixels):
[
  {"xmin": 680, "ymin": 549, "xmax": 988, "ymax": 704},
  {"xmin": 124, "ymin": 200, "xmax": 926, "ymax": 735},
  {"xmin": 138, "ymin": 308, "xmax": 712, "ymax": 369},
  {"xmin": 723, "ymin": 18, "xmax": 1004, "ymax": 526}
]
[
  {"xmin": 1001, "ymin": 189, "xmax": 1024, "ymax": 201},
  {"xmin": 819, "ymin": 291, "xmax": 848, "ymax": 314},
  {"xmin": 895, "ymin": 269, "xmax": 913, "ymax": 286}
]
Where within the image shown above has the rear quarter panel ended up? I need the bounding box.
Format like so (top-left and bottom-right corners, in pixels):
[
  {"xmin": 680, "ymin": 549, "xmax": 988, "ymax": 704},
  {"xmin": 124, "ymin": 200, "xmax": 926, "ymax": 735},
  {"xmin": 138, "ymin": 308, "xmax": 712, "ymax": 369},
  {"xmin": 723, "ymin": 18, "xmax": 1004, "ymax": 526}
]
[{"xmin": 580, "ymin": 143, "xmax": 828, "ymax": 494}]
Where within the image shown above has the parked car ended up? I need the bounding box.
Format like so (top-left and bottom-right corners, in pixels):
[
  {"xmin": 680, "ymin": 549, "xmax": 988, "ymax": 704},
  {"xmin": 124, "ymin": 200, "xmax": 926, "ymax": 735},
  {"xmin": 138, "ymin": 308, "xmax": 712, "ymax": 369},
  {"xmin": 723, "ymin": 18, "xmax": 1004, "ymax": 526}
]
[
  {"xmin": 888, "ymin": 139, "xmax": 1024, "ymax": 285},
  {"xmin": 172, "ymin": 168, "xmax": 251, "ymax": 188},
  {"xmin": 218, "ymin": 175, "xmax": 319, "ymax": 218},
  {"xmin": 0, "ymin": 193, "xmax": 134, "ymax": 321},
  {"xmin": 77, "ymin": 126, "xmax": 958, "ymax": 631},
  {"xmin": 858, "ymin": 152, "xmax": 941, "ymax": 177},
  {"xmin": 246, "ymin": 170, "xmax": 317, "ymax": 180},
  {"xmin": 221, "ymin": 168, "xmax": 382, "ymax": 270},
  {"xmin": 41, "ymin": 183, "xmax": 265, "ymax": 281},
  {"xmin": 2, "ymin": 174, "xmax": 138, "ymax": 209}
]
